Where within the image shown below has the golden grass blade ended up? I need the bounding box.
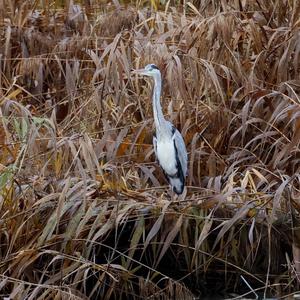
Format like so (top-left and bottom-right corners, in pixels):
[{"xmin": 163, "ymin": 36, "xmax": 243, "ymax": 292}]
[
  {"xmin": 111, "ymin": 127, "xmax": 129, "ymax": 160},
  {"xmin": 195, "ymin": 211, "xmax": 214, "ymax": 250},
  {"xmin": 139, "ymin": 165, "xmax": 161, "ymax": 187},
  {"xmin": 90, "ymin": 206, "xmax": 117, "ymax": 244},
  {"xmin": 80, "ymin": 137, "xmax": 96, "ymax": 179},
  {"xmin": 36, "ymin": 179, "xmax": 71, "ymax": 247},
  {"xmin": 4, "ymin": 25, "xmax": 11, "ymax": 76},
  {"xmin": 155, "ymin": 214, "xmax": 183, "ymax": 268},
  {"xmin": 213, "ymin": 202, "xmax": 251, "ymax": 250},
  {"xmin": 126, "ymin": 215, "xmax": 144, "ymax": 268},
  {"xmin": 143, "ymin": 201, "xmax": 170, "ymax": 253}
]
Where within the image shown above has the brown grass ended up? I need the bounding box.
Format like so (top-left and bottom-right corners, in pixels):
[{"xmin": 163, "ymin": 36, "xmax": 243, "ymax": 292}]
[{"xmin": 1, "ymin": 0, "xmax": 300, "ymax": 299}]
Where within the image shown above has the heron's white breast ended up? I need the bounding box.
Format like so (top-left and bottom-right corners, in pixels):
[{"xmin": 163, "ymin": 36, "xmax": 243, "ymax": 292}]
[{"xmin": 156, "ymin": 139, "xmax": 177, "ymax": 176}]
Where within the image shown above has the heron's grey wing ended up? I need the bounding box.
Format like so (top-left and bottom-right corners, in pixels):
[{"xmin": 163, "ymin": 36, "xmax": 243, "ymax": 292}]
[
  {"xmin": 153, "ymin": 134, "xmax": 158, "ymax": 160},
  {"xmin": 172, "ymin": 128, "xmax": 188, "ymax": 177}
]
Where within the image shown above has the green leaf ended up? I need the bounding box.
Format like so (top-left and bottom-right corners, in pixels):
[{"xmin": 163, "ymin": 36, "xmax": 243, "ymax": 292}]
[{"xmin": 0, "ymin": 165, "xmax": 16, "ymax": 190}]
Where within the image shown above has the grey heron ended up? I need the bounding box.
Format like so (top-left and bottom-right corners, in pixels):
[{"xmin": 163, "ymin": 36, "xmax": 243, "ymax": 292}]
[{"xmin": 134, "ymin": 64, "xmax": 188, "ymax": 195}]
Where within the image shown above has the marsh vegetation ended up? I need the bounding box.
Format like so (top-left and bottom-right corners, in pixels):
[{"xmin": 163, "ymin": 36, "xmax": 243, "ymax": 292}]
[{"xmin": 1, "ymin": 0, "xmax": 300, "ymax": 299}]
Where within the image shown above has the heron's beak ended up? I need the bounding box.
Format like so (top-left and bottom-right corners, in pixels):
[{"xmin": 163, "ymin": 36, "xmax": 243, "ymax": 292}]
[{"xmin": 132, "ymin": 68, "xmax": 148, "ymax": 76}]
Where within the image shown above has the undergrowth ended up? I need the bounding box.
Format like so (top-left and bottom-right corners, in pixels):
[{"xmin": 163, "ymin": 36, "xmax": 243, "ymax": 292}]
[{"xmin": 1, "ymin": 0, "xmax": 300, "ymax": 299}]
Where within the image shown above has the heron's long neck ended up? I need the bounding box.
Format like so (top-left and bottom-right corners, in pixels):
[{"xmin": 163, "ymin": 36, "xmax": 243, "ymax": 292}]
[{"xmin": 152, "ymin": 76, "xmax": 166, "ymax": 132}]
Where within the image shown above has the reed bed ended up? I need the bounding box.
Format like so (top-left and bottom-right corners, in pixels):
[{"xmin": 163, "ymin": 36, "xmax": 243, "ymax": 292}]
[{"xmin": 1, "ymin": 0, "xmax": 300, "ymax": 298}]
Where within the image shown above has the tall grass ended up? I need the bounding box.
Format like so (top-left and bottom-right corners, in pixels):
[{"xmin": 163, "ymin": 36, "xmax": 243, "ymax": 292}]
[{"xmin": 1, "ymin": 0, "xmax": 300, "ymax": 298}]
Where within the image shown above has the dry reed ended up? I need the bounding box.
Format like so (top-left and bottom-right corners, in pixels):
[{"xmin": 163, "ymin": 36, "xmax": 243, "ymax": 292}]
[{"xmin": 1, "ymin": 0, "xmax": 300, "ymax": 298}]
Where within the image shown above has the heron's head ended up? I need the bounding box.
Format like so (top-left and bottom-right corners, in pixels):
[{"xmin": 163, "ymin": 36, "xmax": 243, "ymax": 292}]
[{"xmin": 133, "ymin": 64, "xmax": 161, "ymax": 78}]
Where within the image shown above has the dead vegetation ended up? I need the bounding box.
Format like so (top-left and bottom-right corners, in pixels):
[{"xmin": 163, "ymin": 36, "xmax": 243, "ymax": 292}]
[{"xmin": 1, "ymin": 0, "xmax": 300, "ymax": 298}]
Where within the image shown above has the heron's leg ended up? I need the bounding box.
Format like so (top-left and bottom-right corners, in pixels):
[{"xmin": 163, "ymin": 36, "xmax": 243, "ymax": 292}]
[
  {"xmin": 168, "ymin": 188, "xmax": 178, "ymax": 202},
  {"xmin": 167, "ymin": 187, "xmax": 173, "ymax": 200},
  {"xmin": 168, "ymin": 186, "xmax": 186, "ymax": 202},
  {"xmin": 166, "ymin": 186, "xmax": 175, "ymax": 201},
  {"xmin": 180, "ymin": 186, "xmax": 187, "ymax": 201},
  {"xmin": 172, "ymin": 191, "xmax": 178, "ymax": 202},
  {"xmin": 174, "ymin": 187, "xmax": 187, "ymax": 202}
]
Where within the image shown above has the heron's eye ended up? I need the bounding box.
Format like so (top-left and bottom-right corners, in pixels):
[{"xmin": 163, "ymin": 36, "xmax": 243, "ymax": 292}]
[{"xmin": 151, "ymin": 64, "xmax": 159, "ymax": 70}]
